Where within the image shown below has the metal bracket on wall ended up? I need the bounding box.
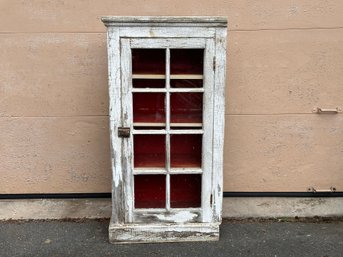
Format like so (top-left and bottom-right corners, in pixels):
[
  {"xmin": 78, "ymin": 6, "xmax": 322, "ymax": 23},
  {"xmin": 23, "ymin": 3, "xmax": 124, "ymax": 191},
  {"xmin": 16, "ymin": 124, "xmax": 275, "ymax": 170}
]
[
  {"xmin": 307, "ymin": 187, "xmax": 336, "ymax": 193},
  {"xmin": 312, "ymin": 107, "xmax": 342, "ymax": 114}
]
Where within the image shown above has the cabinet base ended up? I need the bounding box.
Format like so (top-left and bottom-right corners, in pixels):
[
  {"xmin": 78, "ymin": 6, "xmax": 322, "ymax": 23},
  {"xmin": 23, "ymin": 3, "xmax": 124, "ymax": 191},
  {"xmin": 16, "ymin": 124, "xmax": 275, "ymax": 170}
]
[{"xmin": 109, "ymin": 220, "xmax": 220, "ymax": 244}]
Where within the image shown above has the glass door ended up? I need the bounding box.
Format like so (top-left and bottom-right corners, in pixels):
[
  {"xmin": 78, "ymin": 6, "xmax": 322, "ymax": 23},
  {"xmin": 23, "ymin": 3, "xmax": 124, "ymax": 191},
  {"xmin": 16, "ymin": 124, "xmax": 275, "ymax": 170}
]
[{"xmin": 120, "ymin": 38, "xmax": 215, "ymax": 223}]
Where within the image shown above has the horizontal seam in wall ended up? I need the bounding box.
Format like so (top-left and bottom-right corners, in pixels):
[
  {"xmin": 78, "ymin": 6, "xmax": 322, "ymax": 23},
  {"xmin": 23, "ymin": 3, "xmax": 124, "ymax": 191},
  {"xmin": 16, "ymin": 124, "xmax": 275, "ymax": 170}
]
[
  {"xmin": 226, "ymin": 113, "xmax": 343, "ymax": 116},
  {"xmin": 1, "ymin": 26, "xmax": 343, "ymax": 34},
  {"xmin": 231, "ymin": 26, "xmax": 343, "ymax": 32},
  {"xmin": 0, "ymin": 32, "xmax": 106, "ymax": 34},
  {"xmin": 1, "ymin": 192, "xmax": 342, "ymax": 199},
  {"xmin": 0, "ymin": 113, "xmax": 341, "ymax": 118},
  {"xmin": 0, "ymin": 115, "xmax": 109, "ymax": 118}
]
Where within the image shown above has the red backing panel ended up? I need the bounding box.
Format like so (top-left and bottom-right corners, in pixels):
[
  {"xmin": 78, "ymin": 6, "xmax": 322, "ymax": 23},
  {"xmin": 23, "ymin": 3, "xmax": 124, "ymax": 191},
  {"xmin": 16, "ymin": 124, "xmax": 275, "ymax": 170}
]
[
  {"xmin": 170, "ymin": 93, "xmax": 203, "ymax": 124},
  {"xmin": 134, "ymin": 175, "xmax": 166, "ymax": 208},
  {"xmin": 170, "ymin": 49, "xmax": 204, "ymax": 75},
  {"xmin": 170, "ymin": 174, "xmax": 201, "ymax": 208},
  {"xmin": 170, "ymin": 79, "xmax": 203, "ymax": 88},
  {"xmin": 134, "ymin": 135, "xmax": 166, "ymax": 168},
  {"xmin": 133, "ymin": 93, "xmax": 165, "ymax": 124},
  {"xmin": 132, "ymin": 49, "xmax": 165, "ymax": 74},
  {"xmin": 133, "ymin": 79, "xmax": 165, "ymax": 88},
  {"xmin": 170, "ymin": 134, "xmax": 202, "ymax": 168}
]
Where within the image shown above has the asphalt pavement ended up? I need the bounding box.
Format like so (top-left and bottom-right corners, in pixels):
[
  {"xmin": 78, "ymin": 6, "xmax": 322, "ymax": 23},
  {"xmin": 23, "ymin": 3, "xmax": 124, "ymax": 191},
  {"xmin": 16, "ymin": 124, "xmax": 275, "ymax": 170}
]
[{"xmin": 1, "ymin": 219, "xmax": 342, "ymax": 257}]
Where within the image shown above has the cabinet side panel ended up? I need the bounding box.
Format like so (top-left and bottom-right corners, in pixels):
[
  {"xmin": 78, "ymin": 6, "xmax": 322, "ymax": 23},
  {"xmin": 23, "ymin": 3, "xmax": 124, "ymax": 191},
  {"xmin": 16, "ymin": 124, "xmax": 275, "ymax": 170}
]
[
  {"xmin": 212, "ymin": 28, "xmax": 227, "ymax": 222},
  {"xmin": 201, "ymin": 38, "xmax": 215, "ymax": 222},
  {"xmin": 120, "ymin": 38, "xmax": 134, "ymax": 222},
  {"xmin": 107, "ymin": 28, "xmax": 125, "ymax": 224}
]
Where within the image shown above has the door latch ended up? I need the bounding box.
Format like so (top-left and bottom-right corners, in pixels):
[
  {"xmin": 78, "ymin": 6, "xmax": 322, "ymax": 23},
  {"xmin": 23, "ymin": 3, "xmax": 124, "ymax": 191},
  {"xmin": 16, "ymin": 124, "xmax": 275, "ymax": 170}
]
[{"xmin": 118, "ymin": 127, "xmax": 130, "ymax": 138}]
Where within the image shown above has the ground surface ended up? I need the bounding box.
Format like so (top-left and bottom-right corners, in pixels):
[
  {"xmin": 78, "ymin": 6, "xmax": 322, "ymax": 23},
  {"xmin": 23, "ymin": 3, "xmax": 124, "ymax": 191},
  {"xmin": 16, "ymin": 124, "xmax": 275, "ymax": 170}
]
[{"xmin": 1, "ymin": 219, "xmax": 342, "ymax": 257}]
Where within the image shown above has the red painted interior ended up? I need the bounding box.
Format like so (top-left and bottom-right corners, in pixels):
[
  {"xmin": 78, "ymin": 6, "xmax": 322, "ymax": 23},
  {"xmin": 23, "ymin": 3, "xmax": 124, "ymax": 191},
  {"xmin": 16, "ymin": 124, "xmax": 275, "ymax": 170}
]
[
  {"xmin": 170, "ymin": 49, "xmax": 203, "ymax": 75},
  {"xmin": 132, "ymin": 49, "xmax": 204, "ymax": 209},
  {"xmin": 133, "ymin": 79, "xmax": 165, "ymax": 88},
  {"xmin": 170, "ymin": 93, "xmax": 203, "ymax": 124},
  {"xmin": 170, "ymin": 134, "xmax": 202, "ymax": 168},
  {"xmin": 132, "ymin": 49, "xmax": 165, "ymax": 74},
  {"xmin": 133, "ymin": 93, "xmax": 165, "ymax": 124},
  {"xmin": 134, "ymin": 175, "xmax": 166, "ymax": 208},
  {"xmin": 170, "ymin": 174, "xmax": 201, "ymax": 208},
  {"xmin": 170, "ymin": 79, "xmax": 202, "ymax": 88},
  {"xmin": 134, "ymin": 135, "xmax": 166, "ymax": 168}
]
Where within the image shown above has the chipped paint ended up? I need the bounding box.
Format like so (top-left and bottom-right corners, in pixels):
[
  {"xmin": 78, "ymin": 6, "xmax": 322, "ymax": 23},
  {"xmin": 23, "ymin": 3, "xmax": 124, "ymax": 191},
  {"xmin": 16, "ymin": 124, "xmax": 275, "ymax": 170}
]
[{"xmin": 104, "ymin": 17, "xmax": 226, "ymax": 243}]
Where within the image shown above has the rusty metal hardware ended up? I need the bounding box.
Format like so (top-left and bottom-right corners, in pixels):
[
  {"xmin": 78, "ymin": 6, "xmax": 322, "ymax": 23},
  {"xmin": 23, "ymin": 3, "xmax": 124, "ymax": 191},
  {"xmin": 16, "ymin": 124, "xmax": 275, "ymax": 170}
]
[
  {"xmin": 307, "ymin": 187, "xmax": 336, "ymax": 193},
  {"xmin": 312, "ymin": 107, "xmax": 342, "ymax": 114},
  {"xmin": 118, "ymin": 127, "xmax": 130, "ymax": 138}
]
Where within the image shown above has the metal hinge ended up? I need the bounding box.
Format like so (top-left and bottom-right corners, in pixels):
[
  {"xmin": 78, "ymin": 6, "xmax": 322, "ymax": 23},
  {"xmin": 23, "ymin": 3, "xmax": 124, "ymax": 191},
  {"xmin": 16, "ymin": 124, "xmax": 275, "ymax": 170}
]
[
  {"xmin": 118, "ymin": 127, "xmax": 130, "ymax": 138},
  {"xmin": 213, "ymin": 57, "xmax": 216, "ymax": 71}
]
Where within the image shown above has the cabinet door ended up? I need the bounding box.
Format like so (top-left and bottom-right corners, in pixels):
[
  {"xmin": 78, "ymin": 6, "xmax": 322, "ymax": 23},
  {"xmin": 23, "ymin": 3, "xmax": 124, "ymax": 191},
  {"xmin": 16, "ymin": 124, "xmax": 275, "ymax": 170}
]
[{"xmin": 120, "ymin": 38, "xmax": 215, "ymax": 223}]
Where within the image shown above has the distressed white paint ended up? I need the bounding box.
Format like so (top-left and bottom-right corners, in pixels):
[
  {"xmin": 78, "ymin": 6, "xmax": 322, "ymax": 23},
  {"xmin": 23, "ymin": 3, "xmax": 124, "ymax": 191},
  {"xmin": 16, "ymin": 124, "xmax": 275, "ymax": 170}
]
[
  {"xmin": 155, "ymin": 211, "xmax": 198, "ymax": 223},
  {"xmin": 130, "ymin": 38, "xmax": 206, "ymax": 49},
  {"xmin": 109, "ymin": 222, "xmax": 219, "ymax": 243},
  {"xmin": 120, "ymin": 38, "xmax": 134, "ymax": 223},
  {"xmin": 202, "ymin": 38, "xmax": 215, "ymax": 222},
  {"xmin": 103, "ymin": 16, "xmax": 227, "ymax": 243},
  {"xmin": 106, "ymin": 27, "xmax": 125, "ymax": 224},
  {"xmin": 165, "ymin": 47, "xmax": 171, "ymax": 211},
  {"xmin": 131, "ymin": 74, "xmax": 203, "ymax": 79},
  {"xmin": 212, "ymin": 28, "xmax": 227, "ymax": 223}
]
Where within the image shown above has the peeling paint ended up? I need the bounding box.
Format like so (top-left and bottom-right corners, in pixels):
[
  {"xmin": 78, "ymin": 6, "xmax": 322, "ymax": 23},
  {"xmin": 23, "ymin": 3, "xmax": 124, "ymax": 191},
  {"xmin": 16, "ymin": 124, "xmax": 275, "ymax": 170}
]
[{"xmin": 154, "ymin": 211, "xmax": 198, "ymax": 223}]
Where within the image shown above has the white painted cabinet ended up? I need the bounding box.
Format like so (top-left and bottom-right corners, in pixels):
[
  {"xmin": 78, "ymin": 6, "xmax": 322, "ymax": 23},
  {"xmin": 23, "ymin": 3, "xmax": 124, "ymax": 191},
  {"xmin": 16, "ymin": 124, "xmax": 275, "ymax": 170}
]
[{"xmin": 102, "ymin": 16, "xmax": 227, "ymax": 243}]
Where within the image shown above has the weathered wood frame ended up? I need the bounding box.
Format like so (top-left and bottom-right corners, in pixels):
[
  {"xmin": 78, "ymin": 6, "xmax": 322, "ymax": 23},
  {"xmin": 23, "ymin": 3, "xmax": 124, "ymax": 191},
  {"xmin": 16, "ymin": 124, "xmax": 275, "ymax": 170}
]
[{"xmin": 102, "ymin": 16, "xmax": 227, "ymax": 244}]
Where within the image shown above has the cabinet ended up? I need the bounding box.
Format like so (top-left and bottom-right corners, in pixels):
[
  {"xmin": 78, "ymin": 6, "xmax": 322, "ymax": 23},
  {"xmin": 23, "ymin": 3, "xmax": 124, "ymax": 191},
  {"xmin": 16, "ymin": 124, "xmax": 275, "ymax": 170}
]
[{"xmin": 102, "ymin": 16, "xmax": 227, "ymax": 243}]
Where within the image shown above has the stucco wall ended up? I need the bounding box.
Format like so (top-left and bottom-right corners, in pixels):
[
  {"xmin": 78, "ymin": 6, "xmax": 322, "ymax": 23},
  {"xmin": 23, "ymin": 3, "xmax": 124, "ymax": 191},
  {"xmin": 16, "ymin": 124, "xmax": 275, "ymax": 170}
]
[{"xmin": 1, "ymin": 0, "xmax": 342, "ymax": 194}]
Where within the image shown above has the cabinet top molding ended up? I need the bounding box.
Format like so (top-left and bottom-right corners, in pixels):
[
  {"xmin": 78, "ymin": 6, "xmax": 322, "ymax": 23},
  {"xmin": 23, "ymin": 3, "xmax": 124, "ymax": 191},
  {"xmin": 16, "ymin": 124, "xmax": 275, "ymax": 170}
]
[{"xmin": 101, "ymin": 16, "xmax": 227, "ymax": 27}]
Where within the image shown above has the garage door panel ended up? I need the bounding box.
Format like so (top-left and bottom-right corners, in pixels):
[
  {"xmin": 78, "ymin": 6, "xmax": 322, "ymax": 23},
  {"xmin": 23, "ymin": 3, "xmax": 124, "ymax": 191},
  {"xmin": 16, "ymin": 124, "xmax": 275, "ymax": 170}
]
[
  {"xmin": 1, "ymin": 0, "xmax": 343, "ymax": 32},
  {"xmin": 0, "ymin": 34, "xmax": 108, "ymax": 117},
  {"xmin": 223, "ymin": 114, "xmax": 343, "ymax": 192},
  {"xmin": 227, "ymin": 29, "xmax": 343, "ymax": 114},
  {"xmin": 0, "ymin": 117, "xmax": 111, "ymax": 194}
]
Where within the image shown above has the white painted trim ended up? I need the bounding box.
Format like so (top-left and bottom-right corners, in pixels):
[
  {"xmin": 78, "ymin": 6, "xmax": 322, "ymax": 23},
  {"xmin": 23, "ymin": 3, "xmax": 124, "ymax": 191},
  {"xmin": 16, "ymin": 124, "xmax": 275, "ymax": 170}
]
[
  {"xmin": 102, "ymin": 16, "xmax": 227, "ymax": 27},
  {"xmin": 104, "ymin": 16, "xmax": 227, "ymax": 243},
  {"xmin": 109, "ymin": 222, "xmax": 219, "ymax": 243},
  {"xmin": 201, "ymin": 38, "xmax": 215, "ymax": 222},
  {"xmin": 107, "ymin": 27, "xmax": 125, "ymax": 224},
  {"xmin": 132, "ymin": 129, "xmax": 204, "ymax": 135},
  {"xmin": 121, "ymin": 38, "xmax": 134, "ymax": 223},
  {"xmin": 130, "ymin": 38, "xmax": 206, "ymax": 49},
  {"xmin": 132, "ymin": 74, "xmax": 203, "ymax": 79},
  {"xmin": 119, "ymin": 27, "xmax": 216, "ymax": 38},
  {"xmin": 211, "ymin": 28, "xmax": 227, "ymax": 223},
  {"xmin": 165, "ymin": 47, "xmax": 171, "ymax": 211},
  {"xmin": 133, "ymin": 122, "xmax": 203, "ymax": 127},
  {"xmin": 132, "ymin": 88, "xmax": 204, "ymax": 93}
]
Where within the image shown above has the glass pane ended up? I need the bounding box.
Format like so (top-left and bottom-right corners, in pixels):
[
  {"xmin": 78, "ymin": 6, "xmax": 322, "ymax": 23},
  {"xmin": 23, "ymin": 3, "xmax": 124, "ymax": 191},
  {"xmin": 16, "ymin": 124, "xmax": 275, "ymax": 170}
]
[
  {"xmin": 132, "ymin": 49, "xmax": 165, "ymax": 75},
  {"xmin": 133, "ymin": 79, "xmax": 165, "ymax": 88},
  {"xmin": 170, "ymin": 49, "xmax": 203, "ymax": 75},
  {"xmin": 170, "ymin": 93, "xmax": 203, "ymax": 124},
  {"xmin": 171, "ymin": 134, "xmax": 202, "ymax": 168},
  {"xmin": 134, "ymin": 175, "xmax": 166, "ymax": 208},
  {"xmin": 170, "ymin": 174, "xmax": 201, "ymax": 208},
  {"xmin": 133, "ymin": 93, "xmax": 165, "ymax": 125},
  {"xmin": 170, "ymin": 79, "xmax": 202, "ymax": 88},
  {"xmin": 134, "ymin": 135, "xmax": 166, "ymax": 168}
]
